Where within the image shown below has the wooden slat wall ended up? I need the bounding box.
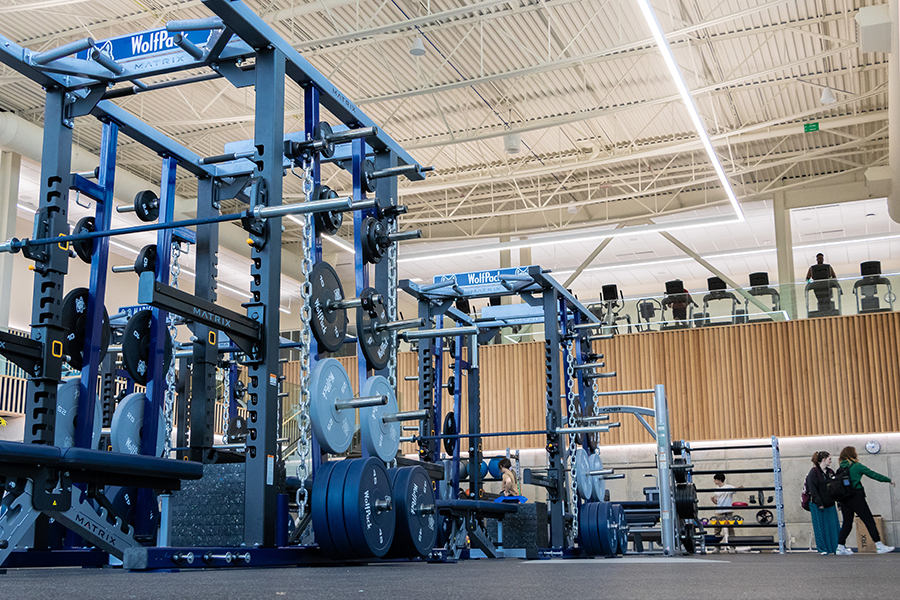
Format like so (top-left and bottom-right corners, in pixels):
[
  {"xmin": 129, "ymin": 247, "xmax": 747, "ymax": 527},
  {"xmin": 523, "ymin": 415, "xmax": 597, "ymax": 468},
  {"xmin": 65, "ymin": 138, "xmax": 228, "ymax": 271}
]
[{"xmin": 3, "ymin": 313, "xmax": 898, "ymax": 449}]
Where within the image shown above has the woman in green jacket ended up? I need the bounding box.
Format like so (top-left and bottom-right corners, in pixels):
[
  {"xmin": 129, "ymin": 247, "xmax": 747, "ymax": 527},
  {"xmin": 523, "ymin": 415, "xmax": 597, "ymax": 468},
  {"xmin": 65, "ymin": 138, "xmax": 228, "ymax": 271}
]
[{"xmin": 835, "ymin": 446, "xmax": 895, "ymax": 555}]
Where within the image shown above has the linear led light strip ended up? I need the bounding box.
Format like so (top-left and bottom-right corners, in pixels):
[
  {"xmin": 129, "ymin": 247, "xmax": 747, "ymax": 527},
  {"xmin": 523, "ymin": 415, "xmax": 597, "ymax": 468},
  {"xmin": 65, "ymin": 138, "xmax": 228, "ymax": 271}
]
[{"xmin": 636, "ymin": 0, "xmax": 744, "ymax": 221}]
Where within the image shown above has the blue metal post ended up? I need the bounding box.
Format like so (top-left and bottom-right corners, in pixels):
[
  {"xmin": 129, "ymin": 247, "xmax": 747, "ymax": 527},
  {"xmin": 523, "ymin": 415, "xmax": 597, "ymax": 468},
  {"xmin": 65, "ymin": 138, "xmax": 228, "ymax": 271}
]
[
  {"xmin": 75, "ymin": 120, "xmax": 118, "ymax": 449},
  {"xmin": 450, "ymin": 331, "xmax": 463, "ymax": 499},
  {"xmin": 142, "ymin": 156, "xmax": 177, "ymax": 456},
  {"xmin": 352, "ymin": 136, "xmax": 370, "ymax": 413}
]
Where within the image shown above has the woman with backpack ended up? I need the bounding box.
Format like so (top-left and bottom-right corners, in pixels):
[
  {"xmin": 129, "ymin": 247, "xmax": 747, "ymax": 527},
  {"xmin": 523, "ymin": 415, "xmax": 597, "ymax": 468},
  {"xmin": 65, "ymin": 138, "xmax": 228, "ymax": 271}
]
[
  {"xmin": 805, "ymin": 450, "xmax": 840, "ymax": 554},
  {"xmin": 834, "ymin": 446, "xmax": 895, "ymax": 555}
]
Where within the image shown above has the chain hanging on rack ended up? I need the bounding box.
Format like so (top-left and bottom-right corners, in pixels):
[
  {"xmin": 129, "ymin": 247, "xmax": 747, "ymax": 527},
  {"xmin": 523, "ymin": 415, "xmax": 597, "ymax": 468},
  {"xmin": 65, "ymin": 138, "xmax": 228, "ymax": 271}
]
[
  {"xmin": 563, "ymin": 338, "xmax": 579, "ymax": 535},
  {"xmin": 163, "ymin": 241, "xmax": 182, "ymax": 455},
  {"xmin": 222, "ymin": 366, "xmax": 231, "ymax": 443},
  {"xmin": 294, "ymin": 158, "xmax": 315, "ymax": 521},
  {"xmin": 385, "ymin": 216, "xmax": 398, "ymax": 390}
]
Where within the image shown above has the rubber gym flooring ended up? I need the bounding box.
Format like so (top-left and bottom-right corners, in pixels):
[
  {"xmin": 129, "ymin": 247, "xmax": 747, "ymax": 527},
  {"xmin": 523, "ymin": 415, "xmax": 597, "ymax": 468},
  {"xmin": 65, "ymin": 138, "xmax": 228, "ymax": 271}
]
[{"xmin": 1, "ymin": 553, "xmax": 897, "ymax": 599}]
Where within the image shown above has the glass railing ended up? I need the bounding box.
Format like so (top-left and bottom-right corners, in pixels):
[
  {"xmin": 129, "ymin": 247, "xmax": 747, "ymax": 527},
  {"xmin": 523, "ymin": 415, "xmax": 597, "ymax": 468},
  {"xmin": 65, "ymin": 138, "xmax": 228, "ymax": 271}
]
[{"xmin": 584, "ymin": 272, "xmax": 900, "ymax": 335}]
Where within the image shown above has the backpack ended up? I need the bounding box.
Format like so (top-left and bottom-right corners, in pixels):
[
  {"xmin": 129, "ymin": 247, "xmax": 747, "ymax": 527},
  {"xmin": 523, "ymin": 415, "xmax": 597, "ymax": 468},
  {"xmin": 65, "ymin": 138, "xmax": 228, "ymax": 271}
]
[
  {"xmin": 801, "ymin": 480, "xmax": 811, "ymax": 511},
  {"xmin": 827, "ymin": 465, "xmax": 854, "ymax": 501}
]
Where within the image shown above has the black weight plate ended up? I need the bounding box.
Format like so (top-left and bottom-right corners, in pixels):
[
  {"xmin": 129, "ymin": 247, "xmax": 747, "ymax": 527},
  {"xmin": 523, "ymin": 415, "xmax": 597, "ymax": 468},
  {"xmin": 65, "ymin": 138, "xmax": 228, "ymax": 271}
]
[
  {"xmin": 134, "ymin": 245, "xmax": 157, "ymax": 275},
  {"xmin": 314, "ymin": 121, "xmax": 335, "ymax": 158},
  {"xmin": 387, "ymin": 466, "xmax": 437, "ymax": 558},
  {"xmin": 357, "ymin": 287, "xmax": 390, "ymax": 370},
  {"xmin": 362, "ymin": 217, "xmax": 385, "ymax": 265},
  {"xmin": 72, "ymin": 216, "xmax": 95, "ymax": 263},
  {"xmin": 311, "ymin": 460, "xmax": 341, "ymax": 558},
  {"xmin": 326, "ymin": 459, "xmax": 356, "ymax": 559},
  {"xmin": 615, "ymin": 503, "xmax": 628, "ymax": 555},
  {"xmin": 122, "ymin": 309, "xmax": 173, "ymax": 386},
  {"xmin": 579, "ymin": 502, "xmax": 596, "ymax": 555},
  {"xmin": 442, "ymin": 412, "xmax": 457, "ymax": 455},
  {"xmin": 756, "ymin": 509, "xmax": 774, "ymax": 525},
  {"xmin": 362, "ymin": 159, "xmax": 377, "ymax": 194},
  {"xmin": 313, "ymin": 185, "xmax": 342, "ymax": 235},
  {"xmin": 595, "ymin": 501, "xmax": 617, "ymax": 556},
  {"xmin": 343, "ymin": 458, "xmax": 395, "ymax": 558},
  {"xmin": 106, "ymin": 486, "xmax": 159, "ymax": 532},
  {"xmin": 308, "ymin": 261, "xmax": 347, "ymax": 353},
  {"xmin": 61, "ymin": 288, "xmax": 110, "ymax": 370},
  {"xmin": 133, "ymin": 190, "xmax": 159, "ymax": 222}
]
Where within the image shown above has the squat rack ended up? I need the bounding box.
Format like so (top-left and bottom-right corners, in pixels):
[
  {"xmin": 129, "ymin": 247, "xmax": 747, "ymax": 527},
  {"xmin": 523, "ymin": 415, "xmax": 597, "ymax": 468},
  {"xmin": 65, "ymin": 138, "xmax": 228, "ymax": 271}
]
[{"xmin": 0, "ymin": 0, "xmax": 425, "ymax": 567}]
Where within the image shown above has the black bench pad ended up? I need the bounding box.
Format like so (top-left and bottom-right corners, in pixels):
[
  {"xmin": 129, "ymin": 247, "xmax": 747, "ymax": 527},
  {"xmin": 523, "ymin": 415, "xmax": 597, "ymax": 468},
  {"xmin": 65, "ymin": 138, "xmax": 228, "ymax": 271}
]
[
  {"xmin": 60, "ymin": 448, "xmax": 203, "ymax": 482},
  {"xmin": 436, "ymin": 499, "xmax": 519, "ymax": 516},
  {"xmin": 0, "ymin": 441, "xmax": 62, "ymax": 466}
]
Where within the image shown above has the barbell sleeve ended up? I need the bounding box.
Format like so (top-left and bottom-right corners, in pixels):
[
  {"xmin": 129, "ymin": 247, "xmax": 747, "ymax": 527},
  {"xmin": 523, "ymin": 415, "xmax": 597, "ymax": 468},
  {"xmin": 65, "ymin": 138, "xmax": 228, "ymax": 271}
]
[
  {"xmin": 328, "ymin": 294, "xmax": 383, "ymax": 311},
  {"xmin": 32, "ymin": 38, "xmax": 94, "ymax": 65},
  {"xmin": 579, "ymin": 415, "xmax": 610, "ymax": 422},
  {"xmin": 404, "ymin": 375, "xmax": 419, "ymax": 381},
  {"xmin": 376, "ymin": 318, "xmax": 426, "ymax": 332},
  {"xmin": 76, "ymin": 167, "xmax": 100, "ymax": 180},
  {"xmin": 589, "ymin": 469, "xmax": 615, "ymax": 477},
  {"xmin": 602, "ymin": 473, "xmax": 626, "ymax": 480},
  {"xmin": 574, "ymin": 362, "xmax": 605, "ymax": 370},
  {"xmin": 555, "ymin": 425, "xmax": 611, "ymax": 434},
  {"xmin": 253, "ymin": 198, "xmax": 374, "ymax": 219},
  {"xmin": 111, "ymin": 265, "xmax": 136, "ymax": 273},
  {"xmin": 200, "ymin": 150, "xmax": 255, "ymax": 165},
  {"xmin": 334, "ymin": 395, "xmax": 387, "ymax": 411},
  {"xmin": 400, "ymin": 326, "xmax": 479, "ymax": 341},
  {"xmin": 369, "ymin": 164, "xmax": 433, "ymax": 180},
  {"xmin": 387, "ymin": 230, "xmax": 422, "ymax": 243},
  {"xmin": 583, "ymin": 371, "xmax": 617, "ymax": 379},
  {"xmin": 327, "ymin": 126, "xmax": 377, "ymax": 145},
  {"xmin": 589, "ymin": 334, "xmax": 615, "ymax": 341},
  {"xmin": 400, "ymin": 436, "xmax": 415, "ymax": 443},
  {"xmin": 165, "ymin": 17, "xmax": 225, "ymax": 31},
  {"xmin": 382, "ymin": 410, "xmax": 428, "ymax": 424}
]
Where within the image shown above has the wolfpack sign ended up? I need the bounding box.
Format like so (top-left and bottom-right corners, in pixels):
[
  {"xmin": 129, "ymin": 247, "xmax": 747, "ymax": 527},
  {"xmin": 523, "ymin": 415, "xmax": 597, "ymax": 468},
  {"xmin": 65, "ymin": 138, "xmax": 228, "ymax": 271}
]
[
  {"xmin": 75, "ymin": 28, "xmax": 216, "ymax": 64},
  {"xmin": 433, "ymin": 266, "xmax": 535, "ymax": 295}
]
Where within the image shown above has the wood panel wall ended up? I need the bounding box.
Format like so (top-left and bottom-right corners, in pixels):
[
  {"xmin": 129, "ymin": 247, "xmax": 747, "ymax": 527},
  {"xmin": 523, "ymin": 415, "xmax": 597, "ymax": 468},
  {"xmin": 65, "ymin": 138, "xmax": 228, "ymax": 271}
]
[{"xmin": 2, "ymin": 313, "xmax": 897, "ymax": 451}]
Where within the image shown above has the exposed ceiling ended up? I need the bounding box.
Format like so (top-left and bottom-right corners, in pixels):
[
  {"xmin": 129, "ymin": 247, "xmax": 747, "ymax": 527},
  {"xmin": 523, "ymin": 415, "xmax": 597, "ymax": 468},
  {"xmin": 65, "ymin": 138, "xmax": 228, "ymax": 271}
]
[{"xmin": 0, "ymin": 0, "xmax": 894, "ymax": 313}]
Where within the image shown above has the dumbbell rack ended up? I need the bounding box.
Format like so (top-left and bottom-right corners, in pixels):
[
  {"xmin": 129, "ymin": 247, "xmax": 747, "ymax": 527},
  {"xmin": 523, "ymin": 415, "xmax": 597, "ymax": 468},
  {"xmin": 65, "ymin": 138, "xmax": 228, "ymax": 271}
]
[{"xmin": 679, "ymin": 436, "xmax": 786, "ymax": 554}]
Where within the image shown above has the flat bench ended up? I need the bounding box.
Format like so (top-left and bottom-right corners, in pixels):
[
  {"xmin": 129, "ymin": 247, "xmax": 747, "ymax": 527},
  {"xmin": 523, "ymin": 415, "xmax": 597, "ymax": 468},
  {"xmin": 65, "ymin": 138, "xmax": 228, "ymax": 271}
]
[{"xmin": 1, "ymin": 440, "xmax": 203, "ymax": 562}]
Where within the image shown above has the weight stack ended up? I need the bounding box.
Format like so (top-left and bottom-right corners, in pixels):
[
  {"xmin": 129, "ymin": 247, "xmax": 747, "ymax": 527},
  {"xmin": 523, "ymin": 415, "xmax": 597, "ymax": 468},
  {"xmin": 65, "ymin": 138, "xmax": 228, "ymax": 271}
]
[
  {"xmin": 485, "ymin": 502, "xmax": 548, "ymax": 550},
  {"xmin": 168, "ymin": 463, "xmax": 245, "ymax": 547}
]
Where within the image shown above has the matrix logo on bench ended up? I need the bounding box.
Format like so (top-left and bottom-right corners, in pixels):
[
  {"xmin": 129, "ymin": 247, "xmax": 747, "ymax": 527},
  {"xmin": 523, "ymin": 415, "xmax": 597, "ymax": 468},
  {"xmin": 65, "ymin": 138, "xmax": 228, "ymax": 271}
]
[
  {"xmin": 74, "ymin": 513, "xmax": 120, "ymax": 547},
  {"xmin": 192, "ymin": 306, "xmax": 231, "ymax": 328}
]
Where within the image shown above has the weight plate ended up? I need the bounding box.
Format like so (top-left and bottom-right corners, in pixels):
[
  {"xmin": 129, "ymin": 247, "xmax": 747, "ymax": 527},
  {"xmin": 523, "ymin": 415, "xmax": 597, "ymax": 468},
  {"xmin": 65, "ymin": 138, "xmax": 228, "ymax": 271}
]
[
  {"xmin": 314, "ymin": 121, "xmax": 335, "ymax": 158},
  {"xmin": 53, "ymin": 378, "xmax": 102, "ymax": 449},
  {"xmin": 311, "ymin": 460, "xmax": 341, "ymax": 558},
  {"xmin": 442, "ymin": 412, "xmax": 457, "ymax": 455},
  {"xmin": 309, "ymin": 358, "xmax": 355, "ymax": 455},
  {"xmin": 487, "ymin": 457, "xmax": 502, "ymax": 479},
  {"xmin": 325, "ymin": 459, "xmax": 356, "ymax": 559},
  {"xmin": 308, "ymin": 261, "xmax": 347, "ymax": 353},
  {"xmin": 105, "ymin": 486, "xmax": 159, "ymax": 532},
  {"xmin": 72, "ymin": 217, "xmax": 95, "ymax": 263},
  {"xmin": 590, "ymin": 452, "xmax": 606, "ymax": 502},
  {"xmin": 756, "ymin": 509, "xmax": 774, "ymax": 525},
  {"xmin": 575, "ymin": 448, "xmax": 591, "ymax": 501},
  {"xmin": 357, "ymin": 287, "xmax": 390, "ymax": 370},
  {"xmin": 61, "ymin": 287, "xmax": 110, "ymax": 371},
  {"xmin": 313, "ymin": 185, "xmax": 342, "ymax": 234},
  {"xmin": 362, "ymin": 217, "xmax": 386, "ymax": 264},
  {"xmin": 134, "ymin": 190, "xmax": 160, "ymax": 222},
  {"xmin": 362, "ymin": 160, "xmax": 377, "ymax": 194},
  {"xmin": 595, "ymin": 501, "xmax": 617, "ymax": 556},
  {"xmin": 615, "ymin": 503, "xmax": 628, "ymax": 555},
  {"xmin": 109, "ymin": 392, "xmax": 166, "ymax": 456},
  {"xmin": 359, "ymin": 376, "xmax": 401, "ymax": 462},
  {"xmin": 674, "ymin": 482, "xmax": 698, "ymax": 520},
  {"xmin": 387, "ymin": 466, "xmax": 437, "ymax": 558},
  {"xmin": 134, "ymin": 244, "xmax": 157, "ymax": 275},
  {"xmin": 122, "ymin": 309, "xmax": 173, "ymax": 386},
  {"xmin": 343, "ymin": 458, "xmax": 395, "ymax": 558},
  {"xmin": 578, "ymin": 501, "xmax": 596, "ymax": 555}
]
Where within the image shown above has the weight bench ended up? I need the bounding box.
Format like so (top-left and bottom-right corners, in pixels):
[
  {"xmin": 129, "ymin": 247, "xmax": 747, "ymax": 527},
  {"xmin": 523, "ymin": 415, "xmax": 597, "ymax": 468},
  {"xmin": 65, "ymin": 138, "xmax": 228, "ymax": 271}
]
[
  {"xmin": 0, "ymin": 440, "xmax": 202, "ymax": 564},
  {"xmin": 436, "ymin": 498, "xmax": 518, "ymax": 559}
]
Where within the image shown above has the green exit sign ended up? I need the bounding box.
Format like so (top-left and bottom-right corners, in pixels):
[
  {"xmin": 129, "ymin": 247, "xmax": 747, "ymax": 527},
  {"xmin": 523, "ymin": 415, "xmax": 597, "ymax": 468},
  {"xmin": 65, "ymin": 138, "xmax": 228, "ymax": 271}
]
[{"xmin": 804, "ymin": 122, "xmax": 820, "ymax": 132}]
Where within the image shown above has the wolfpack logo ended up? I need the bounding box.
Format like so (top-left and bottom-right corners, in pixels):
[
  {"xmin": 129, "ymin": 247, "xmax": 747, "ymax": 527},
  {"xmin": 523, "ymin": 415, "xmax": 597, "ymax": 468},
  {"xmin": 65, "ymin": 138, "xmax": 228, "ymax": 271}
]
[{"xmin": 75, "ymin": 28, "xmax": 215, "ymax": 63}]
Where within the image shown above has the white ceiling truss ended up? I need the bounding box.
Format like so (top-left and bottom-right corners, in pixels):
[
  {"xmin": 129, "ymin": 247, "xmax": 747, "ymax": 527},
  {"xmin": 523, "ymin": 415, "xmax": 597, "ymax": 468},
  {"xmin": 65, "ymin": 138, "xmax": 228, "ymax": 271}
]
[{"xmin": 0, "ymin": 0, "xmax": 893, "ymax": 301}]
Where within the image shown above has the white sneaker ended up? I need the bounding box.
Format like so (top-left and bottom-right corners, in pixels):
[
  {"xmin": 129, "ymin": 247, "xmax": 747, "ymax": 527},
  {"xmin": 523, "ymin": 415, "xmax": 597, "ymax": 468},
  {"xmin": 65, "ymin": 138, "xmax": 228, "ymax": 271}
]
[
  {"xmin": 876, "ymin": 542, "xmax": 895, "ymax": 554},
  {"xmin": 836, "ymin": 545, "xmax": 854, "ymax": 555},
  {"xmin": 820, "ymin": 552, "xmax": 828, "ymax": 555}
]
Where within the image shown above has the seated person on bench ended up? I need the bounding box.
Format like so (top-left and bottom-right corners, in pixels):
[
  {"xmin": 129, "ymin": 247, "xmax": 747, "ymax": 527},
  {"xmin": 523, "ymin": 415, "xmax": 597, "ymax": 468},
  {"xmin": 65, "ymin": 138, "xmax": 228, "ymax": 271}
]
[
  {"xmin": 805, "ymin": 253, "xmax": 836, "ymax": 282},
  {"xmin": 499, "ymin": 458, "xmax": 518, "ymax": 498}
]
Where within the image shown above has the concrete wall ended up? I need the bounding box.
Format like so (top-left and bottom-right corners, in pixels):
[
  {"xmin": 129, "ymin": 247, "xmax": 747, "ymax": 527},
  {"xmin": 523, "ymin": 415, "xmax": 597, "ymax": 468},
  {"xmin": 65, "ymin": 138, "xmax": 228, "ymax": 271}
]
[{"xmin": 471, "ymin": 432, "xmax": 899, "ymax": 551}]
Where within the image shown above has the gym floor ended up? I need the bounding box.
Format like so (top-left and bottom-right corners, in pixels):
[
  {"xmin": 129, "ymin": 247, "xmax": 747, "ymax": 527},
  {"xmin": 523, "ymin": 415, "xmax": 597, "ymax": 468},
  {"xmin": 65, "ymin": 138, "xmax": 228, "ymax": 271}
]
[{"xmin": 1, "ymin": 553, "xmax": 896, "ymax": 599}]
